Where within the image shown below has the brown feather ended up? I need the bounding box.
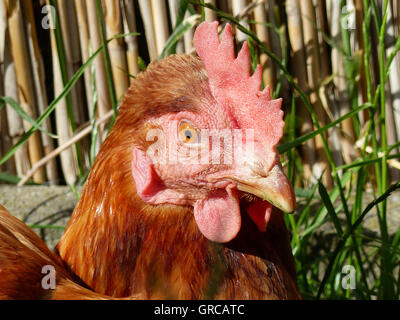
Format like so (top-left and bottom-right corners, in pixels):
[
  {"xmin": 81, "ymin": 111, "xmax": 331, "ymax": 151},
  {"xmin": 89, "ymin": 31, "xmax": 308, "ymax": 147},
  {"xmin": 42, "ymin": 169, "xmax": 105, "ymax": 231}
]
[
  {"xmin": 55, "ymin": 54, "xmax": 301, "ymax": 299},
  {"xmin": 0, "ymin": 204, "xmax": 78, "ymax": 299},
  {"xmin": 0, "ymin": 205, "xmax": 146, "ymax": 299}
]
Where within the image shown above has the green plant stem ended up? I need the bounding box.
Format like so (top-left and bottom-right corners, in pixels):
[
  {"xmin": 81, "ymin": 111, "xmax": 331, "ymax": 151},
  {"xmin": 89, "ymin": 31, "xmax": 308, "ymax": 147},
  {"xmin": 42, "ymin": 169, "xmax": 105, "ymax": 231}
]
[
  {"xmin": 340, "ymin": 0, "xmax": 360, "ymax": 136},
  {"xmin": 377, "ymin": 0, "xmax": 393, "ymax": 299}
]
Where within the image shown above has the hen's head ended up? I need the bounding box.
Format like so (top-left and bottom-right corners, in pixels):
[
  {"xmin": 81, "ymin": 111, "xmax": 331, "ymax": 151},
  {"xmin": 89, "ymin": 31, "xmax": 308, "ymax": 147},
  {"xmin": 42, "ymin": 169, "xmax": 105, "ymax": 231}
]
[{"xmin": 115, "ymin": 22, "xmax": 295, "ymax": 243}]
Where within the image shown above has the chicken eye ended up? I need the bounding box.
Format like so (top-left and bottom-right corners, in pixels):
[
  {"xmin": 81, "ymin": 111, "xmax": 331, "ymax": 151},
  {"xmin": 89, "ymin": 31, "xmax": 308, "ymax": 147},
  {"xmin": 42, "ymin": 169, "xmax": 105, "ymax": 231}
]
[{"xmin": 178, "ymin": 121, "xmax": 200, "ymax": 144}]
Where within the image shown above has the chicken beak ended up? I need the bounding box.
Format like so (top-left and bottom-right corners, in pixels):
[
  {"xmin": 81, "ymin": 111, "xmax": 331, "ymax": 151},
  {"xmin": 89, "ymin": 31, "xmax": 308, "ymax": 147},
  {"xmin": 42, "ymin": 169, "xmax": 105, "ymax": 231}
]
[
  {"xmin": 209, "ymin": 159, "xmax": 295, "ymax": 213},
  {"xmin": 235, "ymin": 163, "xmax": 296, "ymax": 213}
]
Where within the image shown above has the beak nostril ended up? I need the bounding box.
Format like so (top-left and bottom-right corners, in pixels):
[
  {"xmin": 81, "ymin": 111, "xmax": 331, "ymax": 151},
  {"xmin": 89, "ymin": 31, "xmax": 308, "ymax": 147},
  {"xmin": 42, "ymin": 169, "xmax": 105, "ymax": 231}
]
[{"xmin": 251, "ymin": 162, "xmax": 268, "ymax": 178}]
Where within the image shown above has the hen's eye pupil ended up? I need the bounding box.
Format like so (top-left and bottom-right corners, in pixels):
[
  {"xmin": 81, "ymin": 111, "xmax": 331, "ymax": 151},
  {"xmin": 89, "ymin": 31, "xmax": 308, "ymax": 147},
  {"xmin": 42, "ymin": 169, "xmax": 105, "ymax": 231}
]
[
  {"xmin": 179, "ymin": 121, "xmax": 199, "ymax": 144},
  {"xmin": 185, "ymin": 130, "xmax": 192, "ymax": 140}
]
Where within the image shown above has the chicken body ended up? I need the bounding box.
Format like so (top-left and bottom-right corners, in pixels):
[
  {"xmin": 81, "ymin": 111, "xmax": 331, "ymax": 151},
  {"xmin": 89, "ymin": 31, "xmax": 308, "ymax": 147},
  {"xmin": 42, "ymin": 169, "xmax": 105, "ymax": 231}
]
[
  {"xmin": 0, "ymin": 22, "xmax": 300, "ymax": 299},
  {"xmin": 0, "ymin": 204, "xmax": 132, "ymax": 299},
  {"xmin": 55, "ymin": 52, "xmax": 300, "ymax": 299}
]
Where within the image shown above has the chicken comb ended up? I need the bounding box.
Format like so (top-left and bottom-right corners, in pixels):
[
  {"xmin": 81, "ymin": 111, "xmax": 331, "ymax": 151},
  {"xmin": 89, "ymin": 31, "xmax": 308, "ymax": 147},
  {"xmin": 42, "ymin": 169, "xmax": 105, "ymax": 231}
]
[{"xmin": 193, "ymin": 21, "xmax": 285, "ymax": 171}]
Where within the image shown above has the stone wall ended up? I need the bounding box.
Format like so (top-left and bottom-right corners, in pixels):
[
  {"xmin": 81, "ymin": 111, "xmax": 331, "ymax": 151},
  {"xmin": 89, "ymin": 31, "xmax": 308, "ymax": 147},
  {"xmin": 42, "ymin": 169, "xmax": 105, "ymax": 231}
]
[{"xmin": 0, "ymin": 185, "xmax": 399, "ymax": 250}]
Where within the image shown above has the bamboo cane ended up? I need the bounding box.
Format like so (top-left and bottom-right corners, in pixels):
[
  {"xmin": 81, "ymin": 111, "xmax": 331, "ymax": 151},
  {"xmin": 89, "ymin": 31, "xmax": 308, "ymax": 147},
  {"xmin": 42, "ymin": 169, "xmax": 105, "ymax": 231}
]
[
  {"xmin": 387, "ymin": 1, "xmax": 400, "ymax": 142},
  {"xmin": 0, "ymin": 65, "xmax": 5, "ymax": 173},
  {"xmin": 18, "ymin": 109, "xmax": 114, "ymax": 187},
  {"xmin": 5, "ymin": 0, "xmax": 45, "ymax": 183},
  {"xmin": 0, "ymin": 65, "xmax": 15, "ymax": 176},
  {"xmin": 138, "ymin": 0, "xmax": 158, "ymax": 60},
  {"xmin": 254, "ymin": 0, "xmax": 275, "ymax": 91},
  {"xmin": 86, "ymin": 0, "xmax": 112, "ymax": 140},
  {"xmin": 204, "ymin": 0, "xmax": 217, "ymax": 22},
  {"xmin": 299, "ymin": 0, "xmax": 322, "ymax": 98},
  {"xmin": 219, "ymin": 0, "xmax": 229, "ymax": 14},
  {"xmin": 315, "ymin": 0, "xmax": 330, "ymax": 79},
  {"xmin": 121, "ymin": 0, "xmax": 140, "ymax": 80},
  {"xmin": 329, "ymin": 0, "xmax": 356, "ymax": 165},
  {"xmin": 0, "ymin": 0, "xmax": 5, "ymax": 70},
  {"xmin": 232, "ymin": 0, "xmax": 248, "ymax": 42},
  {"xmin": 392, "ymin": 0, "xmax": 400, "ymax": 133},
  {"xmin": 315, "ymin": 0, "xmax": 344, "ymax": 169},
  {"xmin": 47, "ymin": 0, "xmax": 79, "ymax": 185},
  {"xmin": 22, "ymin": 0, "xmax": 58, "ymax": 184},
  {"xmin": 167, "ymin": 0, "xmax": 184, "ymax": 53},
  {"xmin": 393, "ymin": 0, "xmax": 400, "ymax": 118},
  {"xmin": 0, "ymin": 2, "xmax": 2, "ymax": 172},
  {"xmin": 74, "ymin": 0, "xmax": 104, "ymax": 161},
  {"xmin": 347, "ymin": 0, "xmax": 364, "ymax": 147},
  {"xmin": 151, "ymin": 0, "xmax": 169, "ymax": 57},
  {"xmin": 0, "ymin": 0, "xmax": 12, "ymax": 174},
  {"xmin": 354, "ymin": 0, "xmax": 368, "ymax": 113},
  {"xmin": 3, "ymin": 56, "xmax": 30, "ymax": 177},
  {"xmin": 299, "ymin": 0, "xmax": 333, "ymax": 187},
  {"xmin": 74, "ymin": 0, "xmax": 94, "ymax": 115},
  {"xmin": 266, "ymin": 0, "xmax": 289, "ymax": 99},
  {"xmin": 285, "ymin": 0, "xmax": 316, "ymax": 183},
  {"xmin": 393, "ymin": 0, "xmax": 400, "ymax": 73},
  {"xmin": 183, "ymin": 11, "xmax": 194, "ymax": 54},
  {"xmin": 235, "ymin": 0, "xmax": 265, "ymax": 20},
  {"xmin": 58, "ymin": 0, "xmax": 86, "ymax": 126},
  {"xmin": 63, "ymin": 0, "xmax": 92, "ymax": 168},
  {"xmin": 384, "ymin": 2, "xmax": 400, "ymax": 181},
  {"xmin": 1, "ymin": 10, "xmax": 30, "ymax": 178},
  {"xmin": 0, "ymin": 110, "xmax": 4, "ymax": 173},
  {"xmin": 104, "ymin": 0, "xmax": 129, "ymax": 101},
  {"xmin": 265, "ymin": 0, "xmax": 280, "ymax": 57}
]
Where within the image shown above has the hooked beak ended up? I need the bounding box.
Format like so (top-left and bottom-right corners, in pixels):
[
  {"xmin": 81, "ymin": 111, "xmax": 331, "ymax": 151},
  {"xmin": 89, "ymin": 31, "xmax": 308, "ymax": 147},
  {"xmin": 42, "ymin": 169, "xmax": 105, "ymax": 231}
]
[
  {"xmin": 211, "ymin": 162, "xmax": 296, "ymax": 213},
  {"xmin": 235, "ymin": 163, "xmax": 296, "ymax": 213}
]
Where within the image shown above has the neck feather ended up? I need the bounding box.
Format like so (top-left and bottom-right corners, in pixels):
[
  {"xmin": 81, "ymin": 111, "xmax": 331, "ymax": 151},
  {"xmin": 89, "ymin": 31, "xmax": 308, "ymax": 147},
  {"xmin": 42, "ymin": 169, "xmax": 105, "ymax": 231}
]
[{"xmin": 56, "ymin": 130, "xmax": 216, "ymax": 297}]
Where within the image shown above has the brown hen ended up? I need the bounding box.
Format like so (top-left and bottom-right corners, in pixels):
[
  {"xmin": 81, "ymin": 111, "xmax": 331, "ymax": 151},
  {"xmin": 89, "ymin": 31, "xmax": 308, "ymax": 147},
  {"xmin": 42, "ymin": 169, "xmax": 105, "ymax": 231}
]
[{"xmin": 0, "ymin": 22, "xmax": 300, "ymax": 299}]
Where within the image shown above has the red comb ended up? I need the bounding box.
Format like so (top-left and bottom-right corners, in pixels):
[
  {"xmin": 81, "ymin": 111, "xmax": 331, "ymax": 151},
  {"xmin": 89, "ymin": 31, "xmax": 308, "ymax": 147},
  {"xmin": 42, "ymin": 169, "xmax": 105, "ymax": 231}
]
[{"xmin": 193, "ymin": 21, "xmax": 285, "ymax": 171}]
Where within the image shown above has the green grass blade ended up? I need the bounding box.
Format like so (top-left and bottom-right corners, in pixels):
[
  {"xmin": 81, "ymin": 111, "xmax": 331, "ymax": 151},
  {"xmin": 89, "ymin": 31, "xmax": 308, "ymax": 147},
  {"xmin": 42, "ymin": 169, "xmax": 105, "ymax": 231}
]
[
  {"xmin": 301, "ymin": 170, "xmax": 354, "ymax": 238},
  {"xmin": 89, "ymin": 53, "xmax": 99, "ymax": 167},
  {"xmin": 169, "ymin": 0, "xmax": 190, "ymax": 54},
  {"xmin": 317, "ymin": 181, "xmax": 400, "ymax": 299},
  {"xmin": 28, "ymin": 224, "xmax": 66, "ymax": 230},
  {"xmin": 277, "ymin": 103, "xmax": 372, "ymax": 154},
  {"xmin": 138, "ymin": 56, "xmax": 147, "ymax": 71},
  {"xmin": 337, "ymin": 153, "xmax": 400, "ymax": 171},
  {"xmin": 159, "ymin": 14, "xmax": 201, "ymax": 59},
  {"xmin": 200, "ymin": 0, "xmax": 205, "ymax": 21},
  {"xmin": 0, "ymin": 172, "xmax": 21, "ymax": 184},
  {"xmin": 0, "ymin": 97, "xmax": 58, "ymax": 139},
  {"xmin": 318, "ymin": 180, "xmax": 343, "ymax": 236}
]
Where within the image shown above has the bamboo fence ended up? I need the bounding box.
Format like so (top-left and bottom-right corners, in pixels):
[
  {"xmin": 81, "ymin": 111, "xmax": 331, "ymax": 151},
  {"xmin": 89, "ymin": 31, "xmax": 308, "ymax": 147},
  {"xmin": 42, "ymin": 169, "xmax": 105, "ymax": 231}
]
[{"xmin": 0, "ymin": 0, "xmax": 399, "ymax": 187}]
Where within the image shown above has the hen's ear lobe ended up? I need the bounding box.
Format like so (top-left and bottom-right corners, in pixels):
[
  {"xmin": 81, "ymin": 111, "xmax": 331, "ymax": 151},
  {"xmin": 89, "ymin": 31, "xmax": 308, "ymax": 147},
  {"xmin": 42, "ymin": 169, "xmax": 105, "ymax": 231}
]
[{"xmin": 131, "ymin": 147, "xmax": 165, "ymax": 202}]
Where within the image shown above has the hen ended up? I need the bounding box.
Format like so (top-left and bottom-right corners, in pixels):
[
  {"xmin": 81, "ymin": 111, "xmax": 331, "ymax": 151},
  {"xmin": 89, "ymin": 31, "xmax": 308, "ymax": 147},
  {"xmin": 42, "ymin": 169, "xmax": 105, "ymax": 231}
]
[{"xmin": 0, "ymin": 22, "xmax": 300, "ymax": 299}]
